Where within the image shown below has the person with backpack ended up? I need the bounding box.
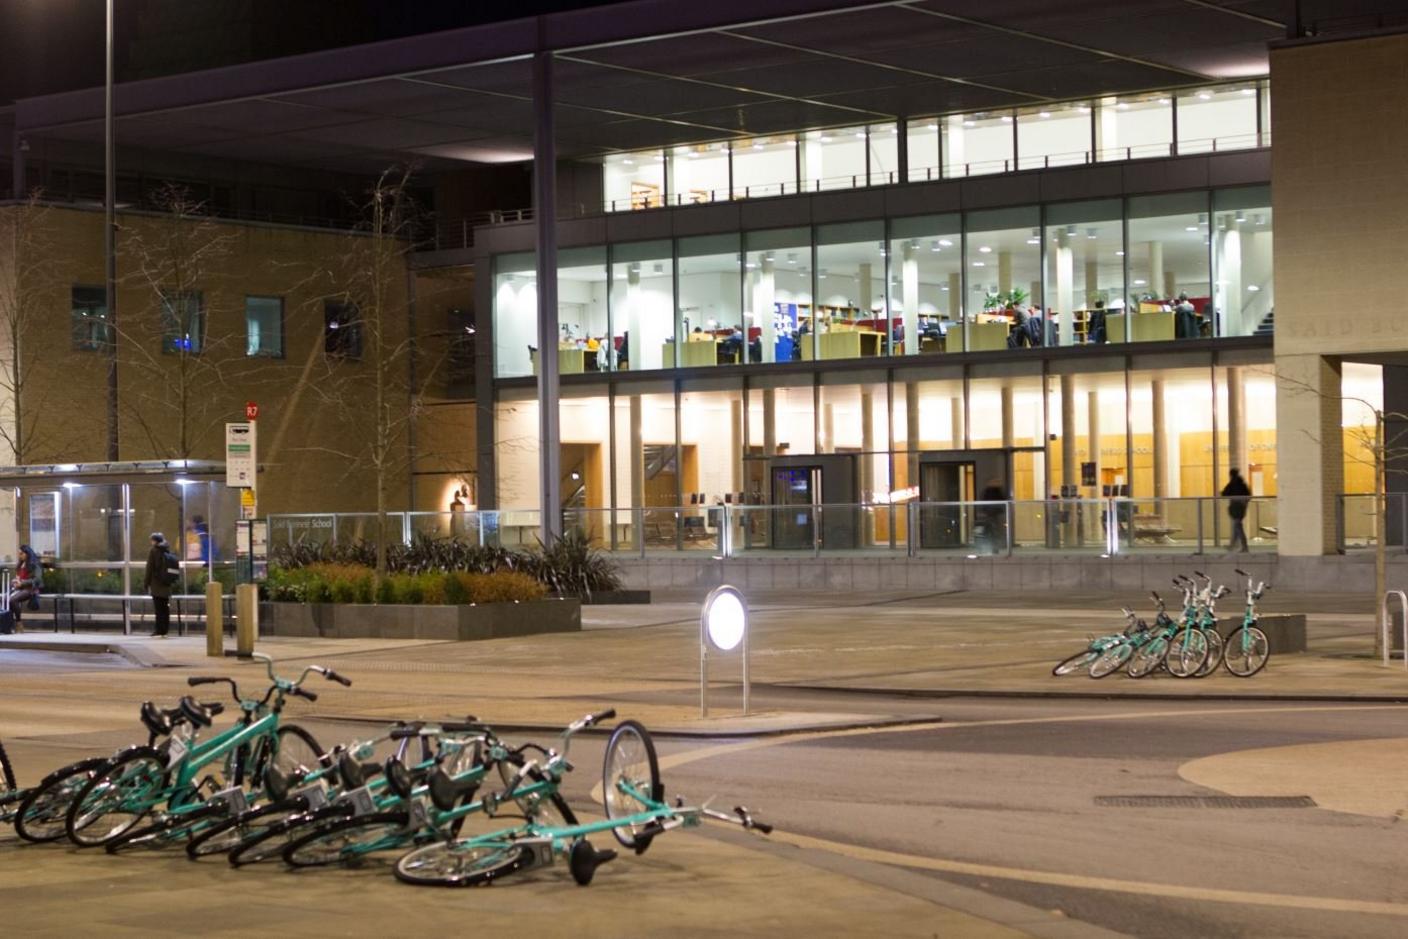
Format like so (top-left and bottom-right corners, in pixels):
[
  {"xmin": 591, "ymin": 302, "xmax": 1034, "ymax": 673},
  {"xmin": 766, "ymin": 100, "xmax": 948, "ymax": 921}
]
[{"xmin": 143, "ymin": 532, "xmax": 178, "ymax": 638}]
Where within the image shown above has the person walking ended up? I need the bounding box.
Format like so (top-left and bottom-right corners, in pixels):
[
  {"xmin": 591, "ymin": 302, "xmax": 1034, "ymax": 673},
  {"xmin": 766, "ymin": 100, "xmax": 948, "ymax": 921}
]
[
  {"xmin": 143, "ymin": 532, "xmax": 176, "ymax": 638},
  {"xmin": 1221, "ymin": 468, "xmax": 1252, "ymax": 553}
]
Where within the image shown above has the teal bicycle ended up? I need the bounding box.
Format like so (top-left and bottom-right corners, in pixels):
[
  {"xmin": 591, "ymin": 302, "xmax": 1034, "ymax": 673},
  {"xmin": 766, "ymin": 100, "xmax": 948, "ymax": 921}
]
[
  {"xmin": 1223, "ymin": 569, "xmax": 1271, "ymax": 677},
  {"xmin": 0, "ymin": 738, "xmax": 16, "ymax": 822},
  {"xmin": 64, "ymin": 653, "xmax": 346, "ymax": 848},
  {"xmin": 392, "ymin": 713, "xmax": 772, "ymax": 888}
]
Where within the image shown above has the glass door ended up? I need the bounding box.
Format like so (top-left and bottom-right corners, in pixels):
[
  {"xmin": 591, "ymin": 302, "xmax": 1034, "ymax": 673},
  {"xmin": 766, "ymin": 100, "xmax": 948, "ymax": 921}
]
[{"xmin": 771, "ymin": 465, "xmax": 821, "ymax": 550}]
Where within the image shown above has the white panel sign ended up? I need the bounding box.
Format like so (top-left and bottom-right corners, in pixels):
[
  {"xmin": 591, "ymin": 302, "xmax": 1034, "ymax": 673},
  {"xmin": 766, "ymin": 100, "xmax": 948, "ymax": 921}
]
[{"xmin": 226, "ymin": 422, "xmax": 256, "ymax": 488}]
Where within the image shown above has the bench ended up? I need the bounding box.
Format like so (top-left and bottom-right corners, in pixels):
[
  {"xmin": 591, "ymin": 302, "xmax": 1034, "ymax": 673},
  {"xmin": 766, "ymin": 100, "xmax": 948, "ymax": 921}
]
[
  {"xmin": 23, "ymin": 593, "xmax": 236, "ymax": 636},
  {"xmin": 1131, "ymin": 515, "xmax": 1182, "ymax": 544}
]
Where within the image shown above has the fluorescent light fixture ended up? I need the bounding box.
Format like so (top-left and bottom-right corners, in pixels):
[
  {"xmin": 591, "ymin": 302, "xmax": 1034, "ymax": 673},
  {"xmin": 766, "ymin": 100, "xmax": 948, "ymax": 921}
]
[
  {"xmin": 623, "ymin": 158, "xmax": 634, "ymax": 166},
  {"xmin": 753, "ymin": 142, "xmax": 764, "ymax": 150},
  {"xmin": 1039, "ymin": 111, "xmax": 1051, "ymax": 119},
  {"xmin": 819, "ymin": 136, "xmax": 833, "ymax": 143},
  {"xmin": 939, "ymin": 239, "xmax": 953, "ymax": 247},
  {"xmin": 1134, "ymin": 279, "xmax": 1147, "ymax": 286},
  {"xmin": 1241, "ymin": 87, "xmax": 1256, "ymax": 96},
  {"xmin": 1078, "ymin": 106, "xmax": 1091, "ymax": 114},
  {"xmin": 972, "ymin": 261, "xmax": 986, "ymax": 267},
  {"xmin": 1186, "ymin": 225, "xmax": 1198, "ymax": 231},
  {"xmin": 62, "ymin": 481, "xmax": 82, "ymax": 489},
  {"xmin": 1117, "ymin": 102, "xmax": 1130, "ymax": 110},
  {"xmin": 1198, "ymin": 92, "xmax": 1212, "ymax": 100},
  {"xmin": 1247, "ymin": 284, "xmax": 1261, "ymax": 291},
  {"xmin": 963, "ymin": 120, "xmax": 976, "ymax": 128},
  {"xmin": 928, "ymin": 123, "xmax": 939, "ymax": 130},
  {"xmin": 1001, "ymin": 115, "xmax": 1013, "ymax": 123},
  {"xmin": 1115, "ymin": 250, "xmax": 1125, "ymax": 257},
  {"xmin": 855, "ymin": 132, "xmax": 866, "ymax": 139},
  {"xmin": 978, "ymin": 245, "xmax": 992, "ymax": 253},
  {"xmin": 1159, "ymin": 98, "xmax": 1171, "ymax": 105}
]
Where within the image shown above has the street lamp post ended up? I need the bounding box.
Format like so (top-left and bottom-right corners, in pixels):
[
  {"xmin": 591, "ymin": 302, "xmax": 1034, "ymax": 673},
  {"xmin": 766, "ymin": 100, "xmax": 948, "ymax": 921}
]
[{"xmin": 104, "ymin": 0, "xmax": 119, "ymax": 461}]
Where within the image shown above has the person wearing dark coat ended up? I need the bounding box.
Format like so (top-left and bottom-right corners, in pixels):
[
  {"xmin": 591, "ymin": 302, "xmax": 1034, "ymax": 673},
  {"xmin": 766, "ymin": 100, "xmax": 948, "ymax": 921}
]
[
  {"xmin": 143, "ymin": 532, "xmax": 174, "ymax": 638},
  {"xmin": 1221, "ymin": 469, "xmax": 1252, "ymax": 553}
]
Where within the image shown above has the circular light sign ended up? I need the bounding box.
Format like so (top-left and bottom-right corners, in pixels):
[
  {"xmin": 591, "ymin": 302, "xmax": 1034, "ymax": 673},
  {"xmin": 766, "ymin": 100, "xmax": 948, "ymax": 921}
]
[{"xmin": 702, "ymin": 585, "xmax": 748, "ymax": 653}]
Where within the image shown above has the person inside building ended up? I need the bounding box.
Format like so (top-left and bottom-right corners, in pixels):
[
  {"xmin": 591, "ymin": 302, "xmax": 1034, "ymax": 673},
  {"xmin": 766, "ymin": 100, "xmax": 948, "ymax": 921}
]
[
  {"xmin": 1174, "ymin": 293, "xmax": 1200, "ymax": 339},
  {"xmin": 1221, "ymin": 468, "xmax": 1252, "ymax": 552},
  {"xmin": 1088, "ymin": 300, "xmax": 1107, "ymax": 344}
]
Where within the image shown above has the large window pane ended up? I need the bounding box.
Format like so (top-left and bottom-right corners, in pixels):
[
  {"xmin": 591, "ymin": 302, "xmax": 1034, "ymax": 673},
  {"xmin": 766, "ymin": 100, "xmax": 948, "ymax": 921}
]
[
  {"xmin": 161, "ymin": 290, "xmax": 204, "ymax": 355},
  {"xmin": 677, "ymin": 234, "xmax": 743, "ymax": 368},
  {"xmin": 1212, "ymin": 186, "xmax": 1273, "ymax": 337},
  {"xmin": 1017, "ymin": 102, "xmax": 1092, "ymax": 170},
  {"xmin": 801, "ymin": 126, "xmax": 868, "ymax": 191},
  {"xmin": 1095, "ymin": 92, "xmax": 1172, "ymax": 161},
  {"xmin": 71, "ymin": 285, "xmax": 112, "ymax": 352},
  {"xmin": 943, "ymin": 110, "xmax": 1014, "ymax": 177},
  {"xmin": 869, "ymin": 123, "xmax": 899, "ymax": 186},
  {"xmin": 1126, "ymin": 192, "xmax": 1211, "ymax": 342},
  {"xmin": 743, "ymin": 228, "xmax": 811, "ymax": 364},
  {"xmin": 1177, "ymin": 85, "xmax": 1258, "ymax": 154},
  {"xmin": 492, "ymin": 252, "xmax": 536, "ymax": 378},
  {"xmin": 1044, "ymin": 200, "xmax": 1124, "ymax": 347},
  {"xmin": 602, "ymin": 150, "xmax": 664, "ymax": 213},
  {"xmin": 554, "ymin": 247, "xmax": 609, "ymax": 374},
  {"xmin": 245, "ymin": 296, "xmax": 284, "ymax": 358},
  {"xmin": 669, "ymin": 142, "xmax": 729, "ymax": 206},
  {"xmin": 732, "ymin": 135, "xmax": 797, "ymax": 199},
  {"xmin": 888, "ymin": 215, "xmax": 961, "ymax": 356},
  {"xmin": 961, "ymin": 206, "xmax": 1040, "ymax": 353},
  {"xmin": 907, "ymin": 120, "xmax": 940, "ymax": 182},
  {"xmin": 814, "ymin": 221, "xmax": 888, "ymax": 361},
  {"xmin": 610, "ymin": 241, "xmax": 674, "ymax": 371}
]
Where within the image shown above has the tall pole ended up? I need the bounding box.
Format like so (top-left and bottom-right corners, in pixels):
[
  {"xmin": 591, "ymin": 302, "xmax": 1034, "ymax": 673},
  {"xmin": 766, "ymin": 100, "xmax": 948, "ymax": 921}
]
[
  {"xmin": 104, "ymin": 0, "xmax": 119, "ymax": 461},
  {"xmin": 532, "ymin": 48, "xmax": 561, "ymax": 544}
]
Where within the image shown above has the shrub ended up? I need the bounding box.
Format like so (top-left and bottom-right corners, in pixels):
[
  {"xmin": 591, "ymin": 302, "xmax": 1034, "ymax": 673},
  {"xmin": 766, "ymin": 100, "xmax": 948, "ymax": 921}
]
[{"xmin": 264, "ymin": 566, "xmax": 547, "ymax": 606}]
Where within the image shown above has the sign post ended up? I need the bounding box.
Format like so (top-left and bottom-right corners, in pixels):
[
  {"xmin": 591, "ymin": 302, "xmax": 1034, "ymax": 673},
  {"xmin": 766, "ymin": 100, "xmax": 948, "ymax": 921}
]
[{"xmin": 699, "ymin": 585, "xmax": 750, "ymax": 718}]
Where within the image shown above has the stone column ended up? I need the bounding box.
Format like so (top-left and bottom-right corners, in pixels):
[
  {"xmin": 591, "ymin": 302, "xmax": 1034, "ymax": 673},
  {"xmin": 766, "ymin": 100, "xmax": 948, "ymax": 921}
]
[
  {"xmin": 762, "ymin": 388, "xmax": 777, "ymax": 457},
  {"xmin": 1152, "ymin": 378, "xmax": 1168, "ymax": 498},
  {"xmin": 1001, "ymin": 386, "xmax": 1015, "ymax": 449},
  {"xmin": 1054, "ymin": 231, "xmax": 1074, "ymax": 345},
  {"xmin": 861, "ymin": 390, "xmax": 875, "ymax": 544},
  {"xmin": 730, "ymin": 399, "xmax": 744, "ymax": 494},
  {"xmin": 905, "ymin": 382, "xmax": 921, "ymax": 488},
  {"xmin": 1275, "ymin": 354, "xmax": 1342, "ymax": 555},
  {"xmin": 947, "ymin": 272, "xmax": 961, "ymax": 319},
  {"xmin": 1144, "ymin": 242, "xmax": 1162, "ymax": 299},
  {"xmin": 901, "ymin": 242, "xmax": 919, "ymax": 355},
  {"xmin": 998, "ymin": 251, "xmax": 1013, "ymax": 295},
  {"xmin": 1087, "ymin": 391, "xmax": 1101, "ymax": 492},
  {"xmin": 951, "ymin": 397, "xmax": 964, "ymax": 450},
  {"xmin": 858, "ymin": 262, "xmax": 873, "ymax": 316},
  {"xmin": 756, "ymin": 256, "xmax": 777, "ymax": 364},
  {"xmin": 629, "ymin": 394, "xmax": 645, "ymax": 519},
  {"xmin": 822, "ymin": 402, "xmax": 835, "ymax": 454},
  {"xmin": 1227, "ymin": 366, "xmax": 1247, "ymax": 476}
]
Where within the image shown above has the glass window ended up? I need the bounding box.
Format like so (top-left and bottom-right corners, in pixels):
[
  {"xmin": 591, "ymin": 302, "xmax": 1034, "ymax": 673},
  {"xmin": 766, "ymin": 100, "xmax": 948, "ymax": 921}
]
[
  {"xmin": 1212, "ymin": 186, "xmax": 1273, "ymax": 338},
  {"xmin": 1177, "ymin": 85, "xmax": 1258, "ymax": 154},
  {"xmin": 1258, "ymin": 80, "xmax": 1271, "ymax": 145},
  {"xmin": 71, "ymin": 285, "xmax": 112, "ymax": 352},
  {"xmin": 610, "ymin": 240, "xmax": 674, "ymax": 371},
  {"xmin": 969, "ymin": 362, "xmax": 1046, "ymax": 502},
  {"xmin": 743, "ymin": 228, "xmax": 811, "ymax": 365},
  {"xmin": 1044, "ymin": 200, "xmax": 1124, "ymax": 347},
  {"xmin": 907, "ymin": 120, "xmax": 940, "ymax": 182},
  {"xmin": 323, "ymin": 299, "xmax": 362, "ymax": 360},
  {"xmin": 1095, "ymin": 92, "xmax": 1172, "ymax": 161},
  {"xmin": 245, "ymin": 296, "xmax": 284, "ymax": 358},
  {"xmin": 869, "ymin": 123, "xmax": 899, "ymax": 186},
  {"xmin": 962, "ymin": 206, "xmax": 1040, "ymax": 353},
  {"xmin": 1126, "ymin": 192, "xmax": 1211, "ymax": 340},
  {"xmin": 161, "ymin": 290, "xmax": 205, "ymax": 355},
  {"xmin": 943, "ymin": 110, "xmax": 1014, "ymax": 177},
  {"xmin": 492, "ymin": 252, "xmax": 537, "ymax": 378},
  {"xmin": 602, "ymin": 150, "xmax": 664, "ymax": 213},
  {"xmin": 732, "ymin": 135, "xmax": 797, "ymax": 199},
  {"xmin": 801, "ymin": 126, "xmax": 868, "ymax": 192},
  {"xmin": 554, "ymin": 247, "xmax": 609, "ymax": 374},
  {"xmin": 1017, "ymin": 102, "xmax": 1092, "ymax": 170},
  {"xmin": 677, "ymin": 234, "xmax": 742, "ymax": 369},
  {"xmin": 888, "ymin": 214, "xmax": 961, "ymax": 356},
  {"xmin": 815, "ymin": 221, "xmax": 888, "ymax": 360},
  {"xmin": 669, "ymin": 142, "xmax": 729, "ymax": 206}
]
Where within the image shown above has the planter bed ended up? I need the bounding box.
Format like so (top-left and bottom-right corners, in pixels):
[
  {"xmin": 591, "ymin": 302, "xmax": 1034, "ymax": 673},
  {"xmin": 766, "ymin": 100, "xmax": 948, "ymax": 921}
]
[{"xmin": 260, "ymin": 598, "xmax": 580, "ymax": 641}]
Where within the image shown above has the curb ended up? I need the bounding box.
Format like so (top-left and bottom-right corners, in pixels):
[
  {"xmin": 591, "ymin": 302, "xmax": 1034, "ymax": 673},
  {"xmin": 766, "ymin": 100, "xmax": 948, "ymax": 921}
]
[
  {"xmin": 777, "ymin": 681, "xmax": 1408, "ymax": 704},
  {"xmin": 0, "ymin": 638, "xmax": 172, "ymax": 669},
  {"xmin": 311, "ymin": 712, "xmax": 944, "ymax": 739}
]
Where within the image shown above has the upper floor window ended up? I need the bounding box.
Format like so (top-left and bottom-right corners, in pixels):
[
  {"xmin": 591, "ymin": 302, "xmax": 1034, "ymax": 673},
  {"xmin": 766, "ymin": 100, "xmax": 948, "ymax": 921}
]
[
  {"xmin": 245, "ymin": 296, "xmax": 284, "ymax": 357},
  {"xmin": 160, "ymin": 290, "xmax": 204, "ymax": 355},
  {"xmin": 324, "ymin": 300, "xmax": 362, "ymax": 360},
  {"xmin": 71, "ymin": 286, "xmax": 113, "ymax": 352}
]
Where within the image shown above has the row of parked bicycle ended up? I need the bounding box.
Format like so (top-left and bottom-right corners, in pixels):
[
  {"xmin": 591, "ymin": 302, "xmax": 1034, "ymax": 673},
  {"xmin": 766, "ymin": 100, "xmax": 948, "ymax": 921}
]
[
  {"xmin": 1053, "ymin": 570, "xmax": 1272, "ymax": 680},
  {"xmin": 0, "ymin": 654, "xmax": 770, "ymax": 886}
]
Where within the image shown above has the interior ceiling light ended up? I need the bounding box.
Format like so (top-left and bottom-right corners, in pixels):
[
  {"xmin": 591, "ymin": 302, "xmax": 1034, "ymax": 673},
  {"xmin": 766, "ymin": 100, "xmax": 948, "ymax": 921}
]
[
  {"xmin": 1001, "ymin": 115, "xmax": 1013, "ymax": 123},
  {"xmin": 1039, "ymin": 111, "xmax": 1052, "ymax": 119},
  {"xmin": 1159, "ymin": 98, "xmax": 1171, "ymax": 105},
  {"xmin": 753, "ymin": 142, "xmax": 764, "ymax": 150},
  {"xmin": 928, "ymin": 123, "xmax": 939, "ymax": 130},
  {"xmin": 1235, "ymin": 211, "xmax": 1247, "ymax": 222},
  {"xmin": 855, "ymin": 131, "xmax": 867, "ymax": 139},
  {"xmin": 1117, "ymin": 102, "xmax": 1130, "ymax": 110},
  {"xmin": 1134, "ymin": 279, "xmax": 1147, "ymax": 285},
  {"xmin": 972, "ymin": 261, "xmax": 986, "ymax": 267},
  {"xmin": 1186, "ymin": 225, "xmax": 1199, "ymax": 231},
  {"xmin": 964, "ymin": 120, "xmax": 976, "ymax": 127},
  {"xmin": 623, "ymin": 158, "xmax": 634, "ymax": 166},
  {"xmin": 1241, "ymin": 87, "xmax": 1256, "ymax": 95},
  {"xmin": 1115, "ymin": 250, "xmax": 1125, "ymax": 257},
  {"xmin": 939, "ymin": 239, "xmax": 953, "ymax": 247},
  {"xmin": 978, "ymin": 245, "xmax": 992, "ymax": 253},
  {"xmin": 819, "ymin": 135, "xmax": 833, "ymax": 143},
  {"xmin": 1086, "ymin": 228, "xmax": 1098, "ymax": 239},
  {"xmin": 1198, "ymin": 91, "xmax": 1213, "ymax": 100},
  {"xmin": 1078, "ymin": 106, "xmax": 1091, "ymax": 114}
]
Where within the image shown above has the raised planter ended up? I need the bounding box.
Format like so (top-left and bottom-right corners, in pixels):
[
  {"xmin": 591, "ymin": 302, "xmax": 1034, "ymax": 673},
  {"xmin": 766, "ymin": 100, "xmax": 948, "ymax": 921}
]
[
  {"xmin": 1256, "ymin": 613, "xmax": 1306, "ymax": 654},
  {"xmin": 259, "ymin": 598, "xmax": 580, "ymax": 641},
  {"xmin": 578, "ymin": 589, "xmax": 651, "ymax": 605}
]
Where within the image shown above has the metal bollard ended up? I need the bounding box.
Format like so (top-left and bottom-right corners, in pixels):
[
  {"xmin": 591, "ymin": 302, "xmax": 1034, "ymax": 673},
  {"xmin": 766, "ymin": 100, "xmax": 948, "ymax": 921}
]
[
  {"xmin": 235, "ymin": 583, "xmax": 259, "ymax": 657},
  {"xmin": 205, "ymin": 581, "xmax": 223, "ymax": 658}
]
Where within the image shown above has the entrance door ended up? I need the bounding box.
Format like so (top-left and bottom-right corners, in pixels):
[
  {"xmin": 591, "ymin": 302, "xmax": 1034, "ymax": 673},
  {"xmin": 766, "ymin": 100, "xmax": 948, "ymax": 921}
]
[
  {"xmin": 771, "ymin": 465, "xmax": 821, "ymax": 550},
  {"xmin": 919, "ymin": 461, "xmax": 974, "ymax": 549}
]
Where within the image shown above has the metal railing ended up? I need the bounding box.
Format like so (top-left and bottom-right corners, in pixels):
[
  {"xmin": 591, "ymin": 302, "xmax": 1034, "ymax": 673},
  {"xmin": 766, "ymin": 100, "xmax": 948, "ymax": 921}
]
[{"xmin": 267, "ymin": 496, "xmax": 1275, "ymax": 559}]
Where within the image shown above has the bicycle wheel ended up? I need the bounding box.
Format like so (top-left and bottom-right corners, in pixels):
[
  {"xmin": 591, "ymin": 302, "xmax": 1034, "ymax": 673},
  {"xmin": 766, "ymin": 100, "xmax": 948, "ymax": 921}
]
[
  {"xmin": 1089, "ymin": 642, "xmax": 1134, "ymax": 679},
  {"xmin": 0, "ymin": 739, "xmax": 15, "ymax": 794},
  {"xmin": 1126, "ymin": 636, "xmax": 1169, "ymax": 678},
  {"xmin": 1164, "ymin": 628, "xmax": 1209, "ymax": 679},
  {"xmin": 270, "ymin": 725, "xmax": 325, "ymax": 786},
  {"xmin": 602, "ymin": 720, "xmax": 661, "ymax": 852},
  {"xmin": 188, "ymin": 798, "xmax": 310, "ymax": 860},
  {"xmin": 1052, "ymin": 649, "xmax": 1100, "ymax": 677},
  {"xmin": 393, "ymin": 840, "xmax": 533, "ymax": 887},
  {"xmin": 66, "ymin": 747, "xmax": 168, "ymax": 847},
  {"xmin": 14, "ymin": 757, "xmax": 109, "ymax": 843},
  {"xmin": 1193, "ymin": 629, "xmax": 1224, "ymax": 678},
  {"xmin": 497, "ymin": 760, "xmax": 578, "ymax": 829},
  {"xmin": 106, "ymin": 802, "xmax": 225, "ymax": 854},
  {"xmin": 228, "ymin": 804, "xmax": 352, "ymax": 867},
  {"xmin": 1223, "ymin": 626, "xmax": 1270, "ymax": 678},
  {"xmin": 282, "ymin": 811, "xmax": 410, "ymax": 867}
]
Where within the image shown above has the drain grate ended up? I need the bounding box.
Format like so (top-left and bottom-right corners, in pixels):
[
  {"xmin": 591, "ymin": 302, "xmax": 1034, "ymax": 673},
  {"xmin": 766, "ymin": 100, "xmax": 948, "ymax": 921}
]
[{"xmin": 1094, "ymin": 795, "xmax": 1317, "ymax": 809}]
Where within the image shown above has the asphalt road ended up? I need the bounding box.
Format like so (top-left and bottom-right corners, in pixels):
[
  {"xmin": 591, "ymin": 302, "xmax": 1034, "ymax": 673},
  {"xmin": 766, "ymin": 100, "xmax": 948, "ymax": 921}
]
[{"xmin": 3, "ymin": 654, "xmax": 1406, "ymax": 937}]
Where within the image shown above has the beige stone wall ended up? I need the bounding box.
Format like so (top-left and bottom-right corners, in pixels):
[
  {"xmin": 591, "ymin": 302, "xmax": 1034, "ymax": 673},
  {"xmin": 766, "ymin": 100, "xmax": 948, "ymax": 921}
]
[{"xmin": 0, "ymin": 204, "xmax": 452, "ymax": 516}]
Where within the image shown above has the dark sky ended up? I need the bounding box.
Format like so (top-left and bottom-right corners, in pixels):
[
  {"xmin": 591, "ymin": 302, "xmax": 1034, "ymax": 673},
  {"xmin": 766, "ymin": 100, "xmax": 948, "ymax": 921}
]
[{"xmin": 0, "ymin": 0, "xmax": 619, "ymax": 105}]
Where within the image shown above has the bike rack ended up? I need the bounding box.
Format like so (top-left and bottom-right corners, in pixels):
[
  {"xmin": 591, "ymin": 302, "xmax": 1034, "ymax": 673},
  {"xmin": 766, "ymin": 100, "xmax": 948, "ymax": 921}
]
[{"xmin": 1381, "ymin": 590, "xmax": 1408, "ymax": 670}]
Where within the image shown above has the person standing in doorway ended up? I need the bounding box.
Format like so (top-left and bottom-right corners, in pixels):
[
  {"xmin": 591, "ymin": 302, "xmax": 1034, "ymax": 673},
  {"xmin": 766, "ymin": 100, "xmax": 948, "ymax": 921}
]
[
  {"xmin": 143, "ymin": 532, "xmax": 175, "ymax": 638},
  {"xmin": 1221, "ymin": 469, "xmax": 1252, "ymax": 553}
]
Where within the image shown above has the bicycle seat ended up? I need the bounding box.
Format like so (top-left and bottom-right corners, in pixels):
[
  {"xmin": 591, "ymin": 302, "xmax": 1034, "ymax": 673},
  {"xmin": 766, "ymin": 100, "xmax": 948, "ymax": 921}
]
[
  {"xmin": 337, "ymin": 753, "xmax": 384, "ymax": 790},
  {"xmin": 427, "ymin": 767, "xmax": 481, "ymax": 813},
  {"xmin": 383, "ymin": 756, "xmax": 419, "ymax": 800},
  {"xmin": 178, "ymin": 696, "xmax": 222, "ymax": 729},
  {"xmin": 140, "ymin": 701, "xmax": 175, "ymax": 738}
]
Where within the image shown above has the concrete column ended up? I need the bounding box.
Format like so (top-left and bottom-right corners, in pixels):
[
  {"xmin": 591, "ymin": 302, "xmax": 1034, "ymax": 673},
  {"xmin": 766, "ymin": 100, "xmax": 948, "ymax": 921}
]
[
  {"xmin": 1275, "ymin": 354, "xmax": 1342, "ymax": 555},
  {"xmin": 901, "ymin": 242, "xmax": 919, "ymax": 354},
  {"xmin": 951, "ymin": 397, "xmax": 963, "ymax": 450},
  {"xmin": 1060, "ymin": 374, "xmax": 1076, "ymax": 488},
  {"xmin": 1152, "ymin": 379, "xmax": 1168, "ymax": 498},
  {"xmin": 947, "ymin": 272, "xmax": 961, "ymax": 319},
  {"xmin": 756, "ymin": 257, "xmax": 777, "ymax": 363},
  {"xmin": 858, "ymin": 262, "xmax": 873, "ymax": 314},
  {"xmin": 1029, "ymin": 280, "xmax": 1042, "ymax": 309},
  {"xmin": 532, "ymin": 51, "xmax": 561, "ymax": 542},
  {"xmin": 861, "ymin": 390, "xmax": 875, "ymax": 545},
  {"xmin": 822, "ymin": 402, "xmax": 835, "ymax": 454},
  {"xmin": 629, "ymin": 395, "xmax": 645, "ymax": 512},
  {"xmin": 762, "ymin": 388, "xmax": 777, "ymax": 456},
  {"xmin": 730, "ymin": 399, "xmax": 744, "ymax": 494},
  {"xmin": 1144, "ymin": 241, "xmax": 1162, "ymax": 299},
  {"xmin": 905, "ymin": 383, "xmax": 920, "ymax": 487},
  {"xmin": 998, "ymin": 251, "xmax": 1013, "ymax": 294},
  {"xmin": 1084, "ymin": 260, "xmax": 1100, "ymax": 307},
  {"xmin": 1087, "ymin": 391, "xmax": 1101, "ymax": 493},
  {"xmin": 1054, "ymin": 233, "xmax": 1074, "ymax": 345},
  {"xmin": 1227, "ymin": 366, "xmax": 1247, "ymax": 475},
  {"xmin": 1163, "ymin": 269, "xmax": 1178, "ymax": 302},
  {"xmin": 1001, "ymin": 386, "xmax": 1015, "ymax": 449}
]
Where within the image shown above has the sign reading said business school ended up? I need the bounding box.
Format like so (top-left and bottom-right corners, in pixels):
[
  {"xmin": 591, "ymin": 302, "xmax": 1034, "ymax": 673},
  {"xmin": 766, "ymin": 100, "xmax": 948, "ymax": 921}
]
[{"xmin": 226, "ymin": 422, "xmax": 257, "ymax": 488}]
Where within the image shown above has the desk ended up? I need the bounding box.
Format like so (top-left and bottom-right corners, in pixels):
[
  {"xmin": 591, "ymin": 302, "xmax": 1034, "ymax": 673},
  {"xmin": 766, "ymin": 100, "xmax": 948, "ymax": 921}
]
[
  {"xmin": 669, "ymin": 340, "xmax": 723, "ymax": 368},
  {"xmin": 1108, "ymin": 311, "xmax": 1174, "ymax": 343},
  {"xmin": 530, "ymin": 347, "xmax": 596, "ymax": 375},
  {"xmin": 800, "ymin": 330, "xmax": 883, "ymax": 360},
  {"xmin": 949, "ymin": 321, "xmax": 1009, "ymax": 352}
]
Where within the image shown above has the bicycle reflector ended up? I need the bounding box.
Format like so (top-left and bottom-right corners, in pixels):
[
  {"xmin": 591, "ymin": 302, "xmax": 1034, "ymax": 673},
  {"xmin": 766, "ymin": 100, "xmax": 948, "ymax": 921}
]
[{"xmin": 701, "ymin": 585, "xmax": 747, "ymax": 653}]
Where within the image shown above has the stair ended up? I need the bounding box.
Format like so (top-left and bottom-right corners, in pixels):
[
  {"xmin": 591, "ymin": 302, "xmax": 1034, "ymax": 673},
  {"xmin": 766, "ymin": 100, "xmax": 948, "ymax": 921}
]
[{"xmin": 1254, "ymin": 311, "xmax": 1275, "ymax": 336}]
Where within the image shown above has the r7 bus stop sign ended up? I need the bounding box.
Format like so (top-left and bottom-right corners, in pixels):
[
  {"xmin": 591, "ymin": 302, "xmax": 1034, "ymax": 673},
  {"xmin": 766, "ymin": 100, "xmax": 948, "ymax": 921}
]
[{"xmin": 245, "ymin": 401, "xmax": 259, "ymax": 420}]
